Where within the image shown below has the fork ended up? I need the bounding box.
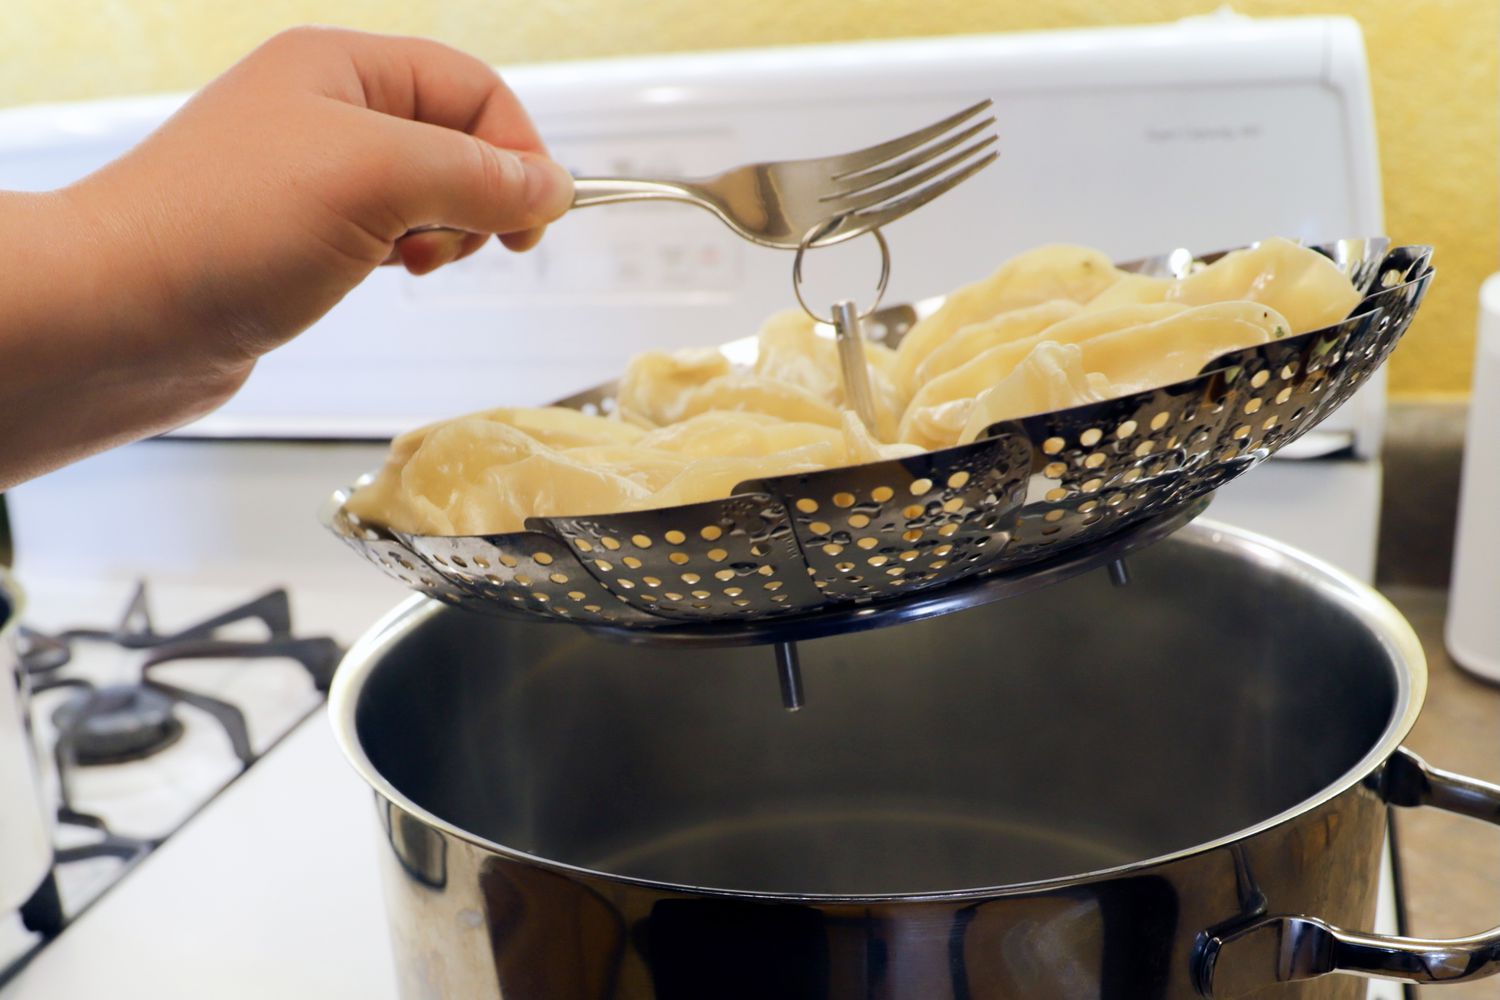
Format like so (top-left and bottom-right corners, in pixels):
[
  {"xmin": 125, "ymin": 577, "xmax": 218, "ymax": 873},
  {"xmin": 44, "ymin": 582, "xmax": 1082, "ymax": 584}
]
[{"xmin": 570, "ymin": 100, "xmax": 998, "ymax": 249}]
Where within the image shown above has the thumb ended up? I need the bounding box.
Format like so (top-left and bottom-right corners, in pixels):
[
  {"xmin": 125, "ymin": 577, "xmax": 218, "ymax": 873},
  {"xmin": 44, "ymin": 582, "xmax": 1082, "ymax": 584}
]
[{"xmin": 369, "ymin": 116, "xmax": 574, "ymax": 236}]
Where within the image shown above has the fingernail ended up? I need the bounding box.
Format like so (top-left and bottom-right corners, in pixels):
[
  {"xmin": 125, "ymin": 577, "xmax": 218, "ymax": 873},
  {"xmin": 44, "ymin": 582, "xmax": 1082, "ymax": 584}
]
[
  {"xmin": 522, "ymin": 157, "xmax": 574, "ymax": 220},
  {"xmin": 433, "ymin": 229, "xmax": 467, "ymax": 263}
]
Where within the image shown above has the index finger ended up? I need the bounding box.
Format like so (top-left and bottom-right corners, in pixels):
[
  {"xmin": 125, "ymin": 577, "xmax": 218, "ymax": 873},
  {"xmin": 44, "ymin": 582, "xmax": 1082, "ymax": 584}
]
[
  {"xmin": 303, "ymin": 28, "xmax": 559, "ymax": 250},
  {"xmin": 336, "ymin": 31, "xmax": 550, "ymax": 156}
]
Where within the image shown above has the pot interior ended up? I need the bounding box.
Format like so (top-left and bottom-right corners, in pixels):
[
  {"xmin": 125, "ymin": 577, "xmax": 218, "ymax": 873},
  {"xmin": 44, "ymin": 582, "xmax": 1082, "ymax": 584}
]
[{"xmin": 351, "ymin": 525, "xmax": 1408, "ymax": 895}]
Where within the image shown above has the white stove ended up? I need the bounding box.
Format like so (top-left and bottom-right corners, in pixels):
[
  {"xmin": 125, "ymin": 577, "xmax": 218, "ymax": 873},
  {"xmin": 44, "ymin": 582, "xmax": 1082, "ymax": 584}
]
[
  {"xmin": 0, "ymin": 548, "xmax": 401, "ymax": 983},
  {"xmin": 22, "ymin": 580, "xmax": 324, "ymax": 834},
  {"xmin": 1, "ymin": 712, "xmax": 397, "ymax": 999},
  {"xmin": 0, "ymin": 14, "xmax": 1404, "ymax": 999}
]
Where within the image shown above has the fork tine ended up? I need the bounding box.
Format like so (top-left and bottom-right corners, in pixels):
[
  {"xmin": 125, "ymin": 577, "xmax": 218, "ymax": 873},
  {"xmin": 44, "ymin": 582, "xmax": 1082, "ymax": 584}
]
[
  {"xmin": 822, "ymin": 118, "xmax": 995, "ymax": 199},
  {"xmin": 816, "ymin": 149, "xmax": 999, "ymax": 246},
  {"xmin": 826, "ymin": 99, "xmax": 993, "ymax": 180},
  {"xmin": 821, "ymin": 135, "xmax": 998, "ymax": 215}
]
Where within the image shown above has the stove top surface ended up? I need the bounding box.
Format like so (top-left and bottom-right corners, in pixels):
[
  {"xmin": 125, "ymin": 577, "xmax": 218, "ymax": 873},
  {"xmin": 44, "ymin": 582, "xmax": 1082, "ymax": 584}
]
[{"xmin": 0, "ymin": 573, "xmax": 392, "ymax": 984}]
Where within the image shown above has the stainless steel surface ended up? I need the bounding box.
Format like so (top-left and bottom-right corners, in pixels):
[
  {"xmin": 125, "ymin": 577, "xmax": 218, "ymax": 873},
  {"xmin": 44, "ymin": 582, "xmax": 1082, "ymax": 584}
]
[
  {"xmin": 1382, "ymin": 584, "xmax": 1500, "ymax": 1000},
  {"xmin": 0, "ymin": 574, "xmax": 53, "ymax": 914},
  {"xmin": 1200, "ymin": 748, "xmax": 1500, "ymax": 995},
  {"xmin": 535, "ymin": 497, "xmax": 1207, "ymax": 646},
  {"xmin": 570, "ymin": 99, "xmax": 997, "ymax": 250},
  {"xmin": 409, "ymin": 101, "xmax": 996, "ymax": 252},
  {"xmin": 792, "ymin": 227, "xmax": 892, "ymax": 324},
  {"xmin": 772, "ymin": 640, "xmax": 803, "ymax": 711},
  {"xmin": 327, "ymin": 240, "xmax": 1433, "ymax": 632},
  {"xmin": 331, "ymin": 520, "xmax": 1496, "ymax": 998},
  {"xmin": 830, "ymin": 300, "xmax": 881, "ymax": 435},
  {"xmin": 1107, "ymin": 557, "xmax": 1131, "ymax": 587},
  {"xmin": 796, "ymin": 224, "xmax": 888, "ymax": 437}
]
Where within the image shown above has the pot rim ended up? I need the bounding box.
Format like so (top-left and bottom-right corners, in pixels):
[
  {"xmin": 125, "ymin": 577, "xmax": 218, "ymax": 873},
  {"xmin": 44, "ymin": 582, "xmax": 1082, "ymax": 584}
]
[{"xmin": 328, "ymin": 518, "xmax": 1427, "ymax": 903}]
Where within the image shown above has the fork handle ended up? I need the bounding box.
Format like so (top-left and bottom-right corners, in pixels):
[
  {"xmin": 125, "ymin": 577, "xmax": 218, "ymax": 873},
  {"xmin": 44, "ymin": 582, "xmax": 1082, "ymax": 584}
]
[
  {"xmin": 404, "ymin": 177, "xmax": 698, "ymax": 239},
  {"xmin": 571, "ymin": 177, "xmax": 699, "ymax": 208}
]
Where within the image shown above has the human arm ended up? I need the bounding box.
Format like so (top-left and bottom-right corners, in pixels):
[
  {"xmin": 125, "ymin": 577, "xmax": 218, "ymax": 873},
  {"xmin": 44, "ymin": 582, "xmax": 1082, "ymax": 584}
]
[{"xmin": 0, "ymin": 26, "xmax": 573, "ymax": 488}]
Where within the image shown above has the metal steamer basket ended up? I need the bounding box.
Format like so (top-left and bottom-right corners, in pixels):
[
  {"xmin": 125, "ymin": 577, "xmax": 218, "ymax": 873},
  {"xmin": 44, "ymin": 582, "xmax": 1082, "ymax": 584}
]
[{"xmin": 326, "ymin": 240, "xmax": 1432, "ymax": 640}]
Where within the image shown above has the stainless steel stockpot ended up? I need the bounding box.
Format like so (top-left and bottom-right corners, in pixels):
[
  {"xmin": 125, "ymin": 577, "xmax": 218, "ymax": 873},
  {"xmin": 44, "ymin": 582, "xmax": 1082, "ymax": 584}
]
[{"xmin": 330, "ymin": 521, "xmax": 1500, "ymax": 999}]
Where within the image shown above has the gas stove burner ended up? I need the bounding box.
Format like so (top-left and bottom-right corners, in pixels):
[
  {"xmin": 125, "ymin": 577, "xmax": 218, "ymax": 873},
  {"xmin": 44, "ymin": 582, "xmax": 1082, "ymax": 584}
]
[
  {"xmin": 23, "ymin": 582, "xmax": 343, "ymax": 853},
  {"xmin": 51, "ymin": 685, "xmax": 185, "ymax": 765},
  {"xmin": 18, "ymin": 626, "xmax": 70, "ymax": 675},
  {"xmin": 2, "ymin": 579, "xmax": 345, "ymax": 982}
]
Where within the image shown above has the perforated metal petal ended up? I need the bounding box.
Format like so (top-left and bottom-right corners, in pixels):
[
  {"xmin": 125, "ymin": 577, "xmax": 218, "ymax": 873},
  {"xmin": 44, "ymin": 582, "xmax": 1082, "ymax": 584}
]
[
  {"xmin": 741, "ymin": 434, "xmax": 1030, "ymax": 600},
  {"xmin": 327, "ymin": 499, "xmax": 503, "ymax": 616},
  {"xmin": 398, "ymin": 531, "xmax": 660, "ymax": 627},
  {"xmin": 539, "ymin": 495, "xmax": 822, "ymax": 619},
  {"xmin": 997, "ymin": 377, "xmax": 1220, "ymax": 561},
  {"xmin": 1308, "ymin": 246, "xmax": 1432, "ymax": 424},
  {"xmin": 325, "ymin": 240, "xmax": 1433, "ymax": 633}
]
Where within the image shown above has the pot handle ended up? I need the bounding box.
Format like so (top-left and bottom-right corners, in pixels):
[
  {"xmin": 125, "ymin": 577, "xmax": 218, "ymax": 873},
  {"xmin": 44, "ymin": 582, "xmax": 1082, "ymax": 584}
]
[{"xmin": 1195, "ymin": 747, "xmax": 1500, "ymax": 998}]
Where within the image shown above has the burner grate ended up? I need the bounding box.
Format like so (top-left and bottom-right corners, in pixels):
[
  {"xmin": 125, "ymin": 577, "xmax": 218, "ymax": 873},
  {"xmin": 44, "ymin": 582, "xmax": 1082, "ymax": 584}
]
[
  {"xmin": 7, "ymin": 582, "xmax": 342, "ymax": 960},
  {"xmin": 27, "ymin": 584, "xmax": 340, "ymax": 803}
]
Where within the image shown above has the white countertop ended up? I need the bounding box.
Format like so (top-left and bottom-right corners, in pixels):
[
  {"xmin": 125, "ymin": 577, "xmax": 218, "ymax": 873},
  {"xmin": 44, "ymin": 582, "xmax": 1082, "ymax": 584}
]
[{"xmin": 0, "ymin": 713, "xmax": 398, "ymax": 999}]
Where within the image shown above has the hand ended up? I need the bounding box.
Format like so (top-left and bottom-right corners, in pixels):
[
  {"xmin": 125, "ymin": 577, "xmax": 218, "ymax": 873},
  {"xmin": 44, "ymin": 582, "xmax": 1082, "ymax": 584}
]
[{"xmin": 0, "ymin": 27, "xmax": 573, "ymax": 488}]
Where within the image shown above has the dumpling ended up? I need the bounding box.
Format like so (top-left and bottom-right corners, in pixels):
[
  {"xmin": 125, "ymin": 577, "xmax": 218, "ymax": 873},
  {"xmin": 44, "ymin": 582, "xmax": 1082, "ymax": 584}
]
[
  {"xmin": 348, "ymin": 237, "xmax": 1361, "ymax": 539},
  {"xmin": 754, "ymin": 309, "xmax": 843, "ymax": 402},
  {"xmin": 903, "ymin": 302, "xmax": 1288, "ymax": 451},
  {"xmin": 958, "ymin": 342, "xmax": 1113, "ymax": 444},
  {"xmin": 639, "ymin": 410, "xmax": 845, "ymax": 458},
  {"xmin": 634, "ymin": 445, "xmax": 841, "ymax": 510},
  {"xmin": 1079, "ymin": 301, "xmax": 1292, "ymax": 392},
  {"xmin": 754, "ymin": 308, "xmax": 909, "ymax": 440},
  {"xmin": 893, "ymin": 244, "xmax": 1125, "ymax": 391},
  {"xmin": 618, "ymin": 347, "xmax": 732, "ymax": 427},
  {"xmin": 1079, "ymin": 272, "xmax": 1174, "ymax": 311},
  {"xmin": 623, "ymin": 411, "xmax": 850, "ymax": 508},
  {"xmin": 345, "ymin": 419, "xmax": 653, "ymax": 536},
  {"xmin": 459, "ymin": 406, "xmax": 646, "ymax": 448},
  {"xmin": 622, "ymin": 321, "xmax": 847, "ymax": 430},
  {"xmin": 672, "ymin": 373, "xmax": 844, "ymax": 427},
  {"xmin": 1166, "ymin": 237, "xmax": 1362, "ymax": 334},
  {"xmin": 915, "ymin": 299, "xmax": 1081, "ymax": 386},
  {"xmin": 841, "ymin": 411, "xmax": 924, "ymax": 463},
  {"xmin": 899, "ymin": 304, "xmax": 1189, "ymax": 447},
  {"xmin": 559, "ymin": 445, "xmax": 689, "ymax": 493},
  {"xmin": 859, "ymin": 340, "xmax": 911, "ymax": 443},
  {"xmin": 900, "ymin": 398, "xmax": 978, "ymax": 453}
]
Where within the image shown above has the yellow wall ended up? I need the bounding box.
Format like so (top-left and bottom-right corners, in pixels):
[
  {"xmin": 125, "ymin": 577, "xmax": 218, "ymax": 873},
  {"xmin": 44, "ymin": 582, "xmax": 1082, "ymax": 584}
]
[{"xmin": 2, "ymin": 1, "xmax": 1493, "ymax": 398}]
